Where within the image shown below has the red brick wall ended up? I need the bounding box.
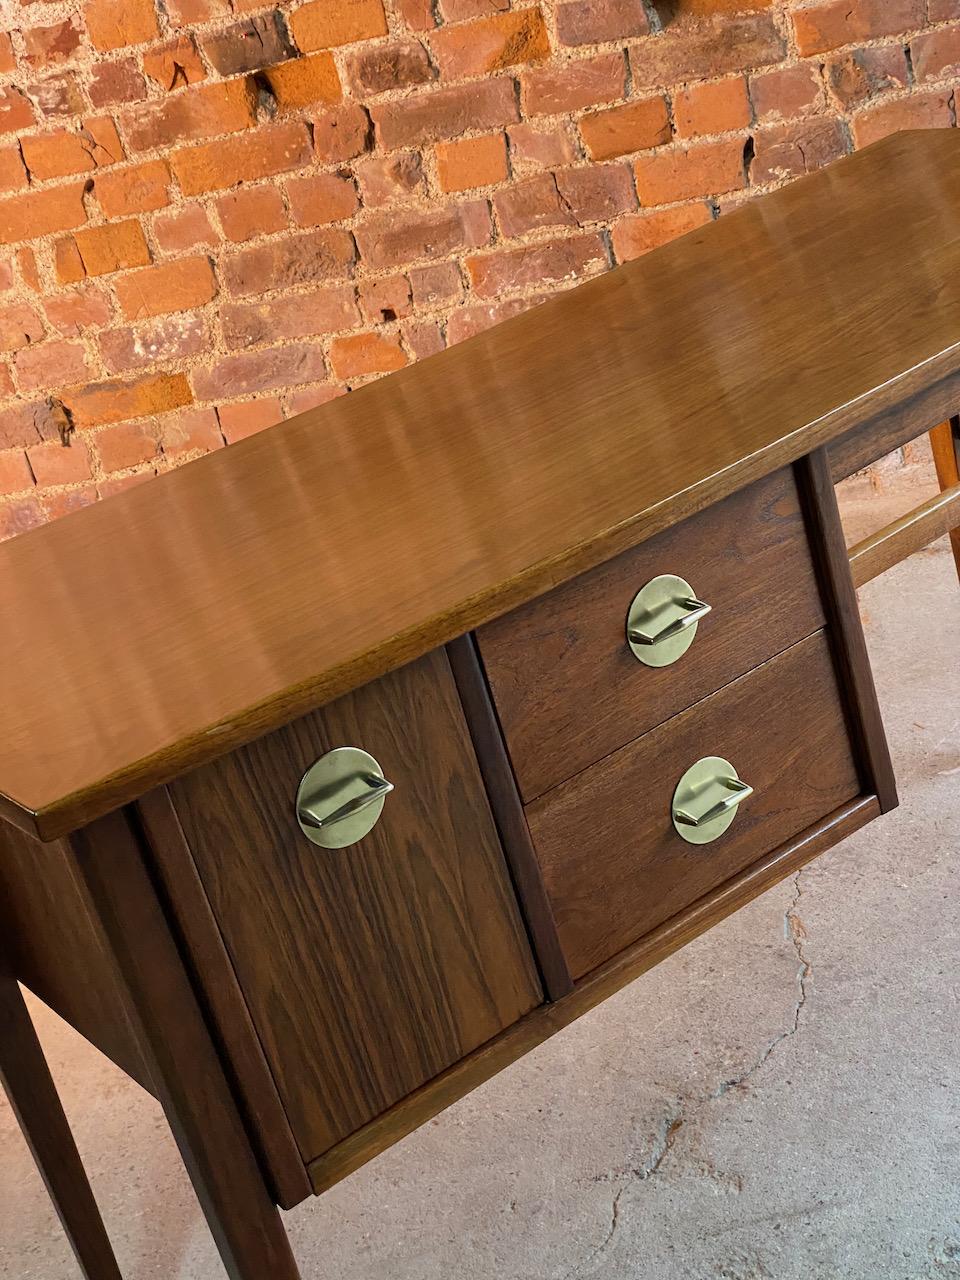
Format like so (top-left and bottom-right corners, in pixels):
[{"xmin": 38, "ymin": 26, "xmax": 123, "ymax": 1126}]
[{"xmin": 0, "ymin": 0, "xmax": 957, "ymax": 538}]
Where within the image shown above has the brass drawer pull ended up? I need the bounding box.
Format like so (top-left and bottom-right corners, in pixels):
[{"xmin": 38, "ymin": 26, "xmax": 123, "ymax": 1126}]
[
  {"xmin": 672, "ymin": 756, "xmax": 753, "ymax": 845},
  {"xmin": 626, "ymin": 575, "xmax": 711, "ymax": 667},
  {"xmin": 296, "ymin": 747, "xmax": 394, "ymax": 849}
]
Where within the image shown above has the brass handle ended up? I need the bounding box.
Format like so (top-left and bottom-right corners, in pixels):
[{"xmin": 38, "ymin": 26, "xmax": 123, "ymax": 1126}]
[
  {"xmin": 298, "ymin": 773, "xmax": 394, "ymax": 831},
  {"xmin": 296, "ymin": 747, "xmax": 393, "ymax": 849},
  {"xmin": 674, "ymin": 776, "xmax": 753, "ymax": 828},
  {"xmin": 628, "ymin": 596, "xmax": 712, "ymax": 647}
]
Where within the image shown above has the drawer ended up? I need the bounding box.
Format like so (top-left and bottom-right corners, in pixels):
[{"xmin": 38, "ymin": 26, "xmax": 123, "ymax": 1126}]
[
  {"xmin": 166, "ymin": 648, "xmax": 542, "ymax": 1163},
  {"xmin": 477, "ymin": 467, "xmax": 824, "ymax": 801},
  {"xmin": 526, "ymin": 632, "xmax": 860, "ymax": 979}
]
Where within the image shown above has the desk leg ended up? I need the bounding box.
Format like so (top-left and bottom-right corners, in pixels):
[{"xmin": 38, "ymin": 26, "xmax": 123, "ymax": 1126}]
[
  {"xmin": 0, "ymin": 968, "xmax": 123, "ymax": 1280},
  {"xmin": 71, "ymin": 811, "xmax": 302, "ymax": 1280},
  {"xmin": 930, "ymin": 417, "xmax": 960, "ymax": 584}
]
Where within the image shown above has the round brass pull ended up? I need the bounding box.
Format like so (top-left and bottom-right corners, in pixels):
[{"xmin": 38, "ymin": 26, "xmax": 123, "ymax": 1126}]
[
  {"xmin": 296, "ymin": 747, "xmax": 394, "ymax": 849},
  {"xmin": 672, "ymin": 756, "xmax": 753, "ymax": 845},
  {"xmin": 626, "ymin": 575, "xmax": 711, "ymax": 667}
]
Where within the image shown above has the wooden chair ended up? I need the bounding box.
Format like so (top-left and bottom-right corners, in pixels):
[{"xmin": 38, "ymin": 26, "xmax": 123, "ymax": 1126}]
[
  {"xmin": 847, "ymin": 417, "xmax": 960, "ymax": 588},
  {"xmin": 0, "ymin": 958, "xmax": 123, "ymax": 1280}
]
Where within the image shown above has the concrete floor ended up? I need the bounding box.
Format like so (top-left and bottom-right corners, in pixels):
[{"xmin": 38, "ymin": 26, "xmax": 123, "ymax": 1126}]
[{"xmin": 1, "ymin": 540, "xmax": 958, "ymax": 1280}]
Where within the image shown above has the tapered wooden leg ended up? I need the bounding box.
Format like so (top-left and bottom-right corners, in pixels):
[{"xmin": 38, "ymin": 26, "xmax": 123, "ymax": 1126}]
[
  {"xmin": 0, "ymin": 967, "xmax": 123, "ymax": 1280},
  {"xmin": 70, "ymin": 811, "xmax": 302, "ymax": 1280},
  {"xmin": 930, "ymin": 417, "xmax": 960, "ymax": 584}
]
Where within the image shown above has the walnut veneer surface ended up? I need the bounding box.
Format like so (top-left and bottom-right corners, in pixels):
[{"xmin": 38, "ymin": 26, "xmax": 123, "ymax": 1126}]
[{"xmin": 1, "ymin": 129, "xmax": 958, "ymax": 840}]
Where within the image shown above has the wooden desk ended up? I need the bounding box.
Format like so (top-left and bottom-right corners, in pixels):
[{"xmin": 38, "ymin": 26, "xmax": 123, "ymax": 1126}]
[{"xmin": 2, "ymin": 129, "xmax": 958, "ymax": 1280}]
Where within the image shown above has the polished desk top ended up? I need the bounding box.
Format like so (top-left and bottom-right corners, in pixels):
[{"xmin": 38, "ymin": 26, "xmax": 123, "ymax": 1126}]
[{"xmin": 2, "ymin": 129, "xmax": 959, "ymax": 840}]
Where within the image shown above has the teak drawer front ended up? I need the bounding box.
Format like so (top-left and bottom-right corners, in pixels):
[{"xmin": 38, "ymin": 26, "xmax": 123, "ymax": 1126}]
[
  {"xmin": 477, "ymin": 468, "xmax": 824, "ymax": 801},
  {"xmin": 526, "ymin": 632, "xmax": 860, "ymax": 979},
  {"xmin": 167, "ymin": 648, "xmax": 541, "ymax": 1163}
]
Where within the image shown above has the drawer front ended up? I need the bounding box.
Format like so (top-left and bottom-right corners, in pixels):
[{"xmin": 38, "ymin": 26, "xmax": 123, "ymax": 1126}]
[
  {"xmin": 526, "ymin": 633, "xmax": 860, "ymax": 979},
  {"xmin": 477, "ymin": 468, "xmax": 824, "ymax": 801},
  {"xmin": 168, "ymin": 648, "xmax": 541, "ymax": 1163}
]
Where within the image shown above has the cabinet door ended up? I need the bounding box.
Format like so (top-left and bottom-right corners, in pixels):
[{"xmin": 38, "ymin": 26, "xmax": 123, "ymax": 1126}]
[{"xmin": 168, "ymin": 648, "xmax": 541, "ymax": 1162}]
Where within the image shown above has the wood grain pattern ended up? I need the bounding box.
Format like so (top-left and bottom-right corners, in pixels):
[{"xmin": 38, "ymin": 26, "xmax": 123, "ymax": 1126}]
[
  {"xmin": 446, "ymin": 634, "xmax": 574, "ymax": 1000},
  {"xmin": 849, "ymin": 482, "xmax": 960, "ymax": 587},
  {"xmin": 828, "ymin": 373, "xmax": 960, "ymax": 481},
  {"xmin": 2, "ymin": 130, "xmax": 960, "ymax": 840},
  {"xmin": 0, "ymin": 957, "xmax": 123, "ymax": 1280},
  {"xmin": 795, "ymin": 450, "xmax": 898, "ymax": 812},
  {"xmin": 167, "ymin": 649, "xmax": 541, "ymax": 1163},
  {"xmin": 0, "ymin": 822, "xmax": 153, "ymax": 1092},
  {"xmin": 72, "ymin": 811, "xmax": 302, "ymax": 1280},
  {"xmin": 307, "ymin": 795, "xmax": 879, "ymax": 1194},
  {"xmin": 527, "ymin": 632, "xmax": 861, "ymax": 979},
  {"xmin": 136, "ymin": 787, "xmax": 312, "ymax": 1210},
  {"xmin": 478, "ymin": 468, "xmax": 823, "ymax": 801},
  {"xmin": 930, "ymin": 416, "xmax": 960, "ymax": 581}
]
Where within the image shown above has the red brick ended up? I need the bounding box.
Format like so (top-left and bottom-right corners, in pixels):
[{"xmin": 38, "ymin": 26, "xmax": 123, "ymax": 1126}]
[
  {"xmin": 85, "ymin": 0, "xmax": 161, "ymax": 51},
  {"xmin": 0, "ymin": 303, "xmax": 44, "ymax": 353},
  {"xmin": 674, "ymin": 76, "xmax": 751, "ymax": 139},
  {"xmin": 929, "ymin": 0, "xmax": 960, "ymax": 17},
  {"xmin": 555, "ymin": 163, "xmax": 635, "ymax": 222},
  {"xmin": 355, "ymin": 201, "xmax": 490, "ymax": 270},
  {"xmin": 17, "ymin": 248, "xmax": 40, "ymax": 292},
  {"xmin": 284, "ymin": 384, "xmax": 346, "ymax": 414},
  {"xmin": 222, "ymin": 229, "xmax": 356, "ymax": 295},
  {"xmin": 629, "ymin": 15, "xmax": 783, "ymax": 88},
  {"xmin": 792, "ymin": 0, "xmax": 925, "ymax": 57},
  {"xmin": 92, "ymin": 419, "xmax": 159, "ymax": 471},
  {"xmin": 851, "ymin": 88, "xmax": 955, "ymax": 148},
  {"xmin": 43, "ymin": 485, "xmax": 99, "ymax": 520},
  {"xmin": 217, "ymin": 187, "xmax": 287, "ymax": 242},
  {"xmin": 44, "ymin": 287, "xmax": 114, "ymax": 335},
  {"xmin": 0, "ymin": 147, "xmax": 28, "ymax": 194},
  {"xmin": 15, "ymin": 339, "xmax": 91, "ymax": 393},
  {"xmin": 171, "ymin": 123, "xmax": 313, "ymax": 194},
  {"xmin": 115, "ymin": 255, "xmax": 217, "ymax": 319},
  {"xmin": 217, "ymin": 397, "xmax": 283, "ymax": 443},
  {"xmin": 611, "ymin": 202, "xmax": 712, "ymax": 262},
  {"xmin": 358, "ymin": 275, "xmax": 412, "ymax": 323},
  {"xmin": 192, "ymin": 343, "xmax": 328, "ymax": 400},
  {"xmin": 123, "ymin": 79, "xmax": 257, "ymax": 152},
  {"xmin": 449, "ymin": 296, "xmax": 553, "ymax": 344},
  {"xmin": 0, "ymin": 34, "xmax": 13, "ymax": 75},
  {"xmin": 260, "ymin": 53, "xmax": 342, "ymax": 112},
  {"xmin": 330, "ymin": 332, "xmax": 407, "ymax": 380},
  {"xmin": 1, "ymin": 365, "xmax": 15, "ymax": 397},
  {"xmin": 89, "ymin": 59, "xmax": 147, "ymax": 108},
  {"xmin": 166, "ymin": 0, "xmax": 231, "ymax": 25},
  {"xmin": 154, "ymin": 205, "xmax": 217, "ymax": 253},
  {"xmin": 0, "ymin": 496, "xmax": 44, "ymax": 539},
  {"xmin": 523, "ymin": 52, "xmax": 626, "ymax": 116},
  {"xmin": 201, "ymin": 13, "xmax": 295, "ymax": 76},
  {"xmin": 634, "ymin": 137, "xmax": 747, "ymax": 205},
  {"xmin": 371, "ymin": 78, "xmax": 518, "ymax": 149},
  {"xmin": 95, "ymin": 160, "xmax": 170, "ymax": 216},
  {"xmin": 98, "ymin": 313, "xmax": 207, "ymax": 373},
  {"xmin": 669, "ymin": 0, "xmax": 775, "ymax": 10},
  {"xmin": 1, "ymin": 400, "xmax": 64, "ymax": 450},
  {"xmin": 22, "ymin": 18, "xmax": 82, "ymax": 67},
  {"xmin": 27, "ymin": 438, "xmax": 93, "ymax": 486},
  {"xmin": 431, "ymin": 9, "xmax": 551, "ymax": 79},
  {"xmin": 0, "ymin": 258, "xmax": 13, "ymax": 292},
  {"xmin": 221, "ymin": 286, "xmax": 359, "ymax": 347},
  {"xmin": 579, "ymin": 94, "xmax": 670, "ymax": 160},
  {"xmin": 508, "ymin": 122, "xmax": 578, "ymax": 169},
  {"xmin": 826, "ymin": 47, "xmax": 909, "ymax": 110},
  {"xmin": 402, "ymin": 318, "xmax": 444, "ymax": 359},
  {"xmin": 21, "ymin": 119, "xmax": 123, "ymax": 182},
  {"xmin": 55, "ymin": 236, "xmax": 86, "ymax": 285},
  {"xmin": 436, "ymin": 133, "xmax": 508, "ymax": 192},
  {"xmin": 355, "ymin": 152, "xmax": 426, "ymax": 207},
  {"xmin": 0, "ymin": 87, "xmax": 35, "ymax": 138},
  {"xmin": 99, "ymin": 471, "xmax": 157, "ymax": 499},
  {"xmin": 290, "ymin": 0, "xmax": 388, "ymax": 51},
  {"xmin": 142, "ymin": 35, "xmax": 207, "ymax": 90},
  {"xmin": 0, "ymin": 184, "xmax": 87, "ymax": 244},
  {"xmin": 62, "ymin": 372, "xmax": 192, "ymax": 427},
  {"xmin": 494, "ymin": 172, "xmax": 576, "ymax": 237},
  {"xmin": 25, "ymin": 73, "xmax": 86, "ymax": 120},
  {"xmin": 72, "ymin": 220, "xmax": 152, "ymax": 277},
  {"xmin": 911, "ymin": 25, "xmax": 960, "ymax": 81},
  {"xmin": 441, "ymin": 0, "xmax": 510, "ymax": 18},
  {"xmin": 410, "ymin": 261, "xmax": 463, "ymax": 308},
  {"xmin": 556, "ymin": 0, "xmax": 650, "ymax": 46},
  {"xmin": 466, "ymin": 232, "xmax": 606, "ymax": 297},
  {"xmin": 0, "ymin": 451, "xmax": 33, "ymax": 495},
  {"xmin": 750, "ymin": 64, "xmax": 823, "ymax": 121},
  {"xmin": 398, "ymin": 0, "xmax": 438, "ymax": 29},
  {"xmin": 287, "ymin": 172, "xmax": 359, "ymax": 226},
  {"xmin": 313, "ymin": 102, "xmax": 372, "ymax": 162},
  {"xmin": 345, "ymin": 39, "xmax": 434, "ymax": 96},
  {"xmin": 159, "ymin": 406, "xmax": 223, "ymax": 456}
]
